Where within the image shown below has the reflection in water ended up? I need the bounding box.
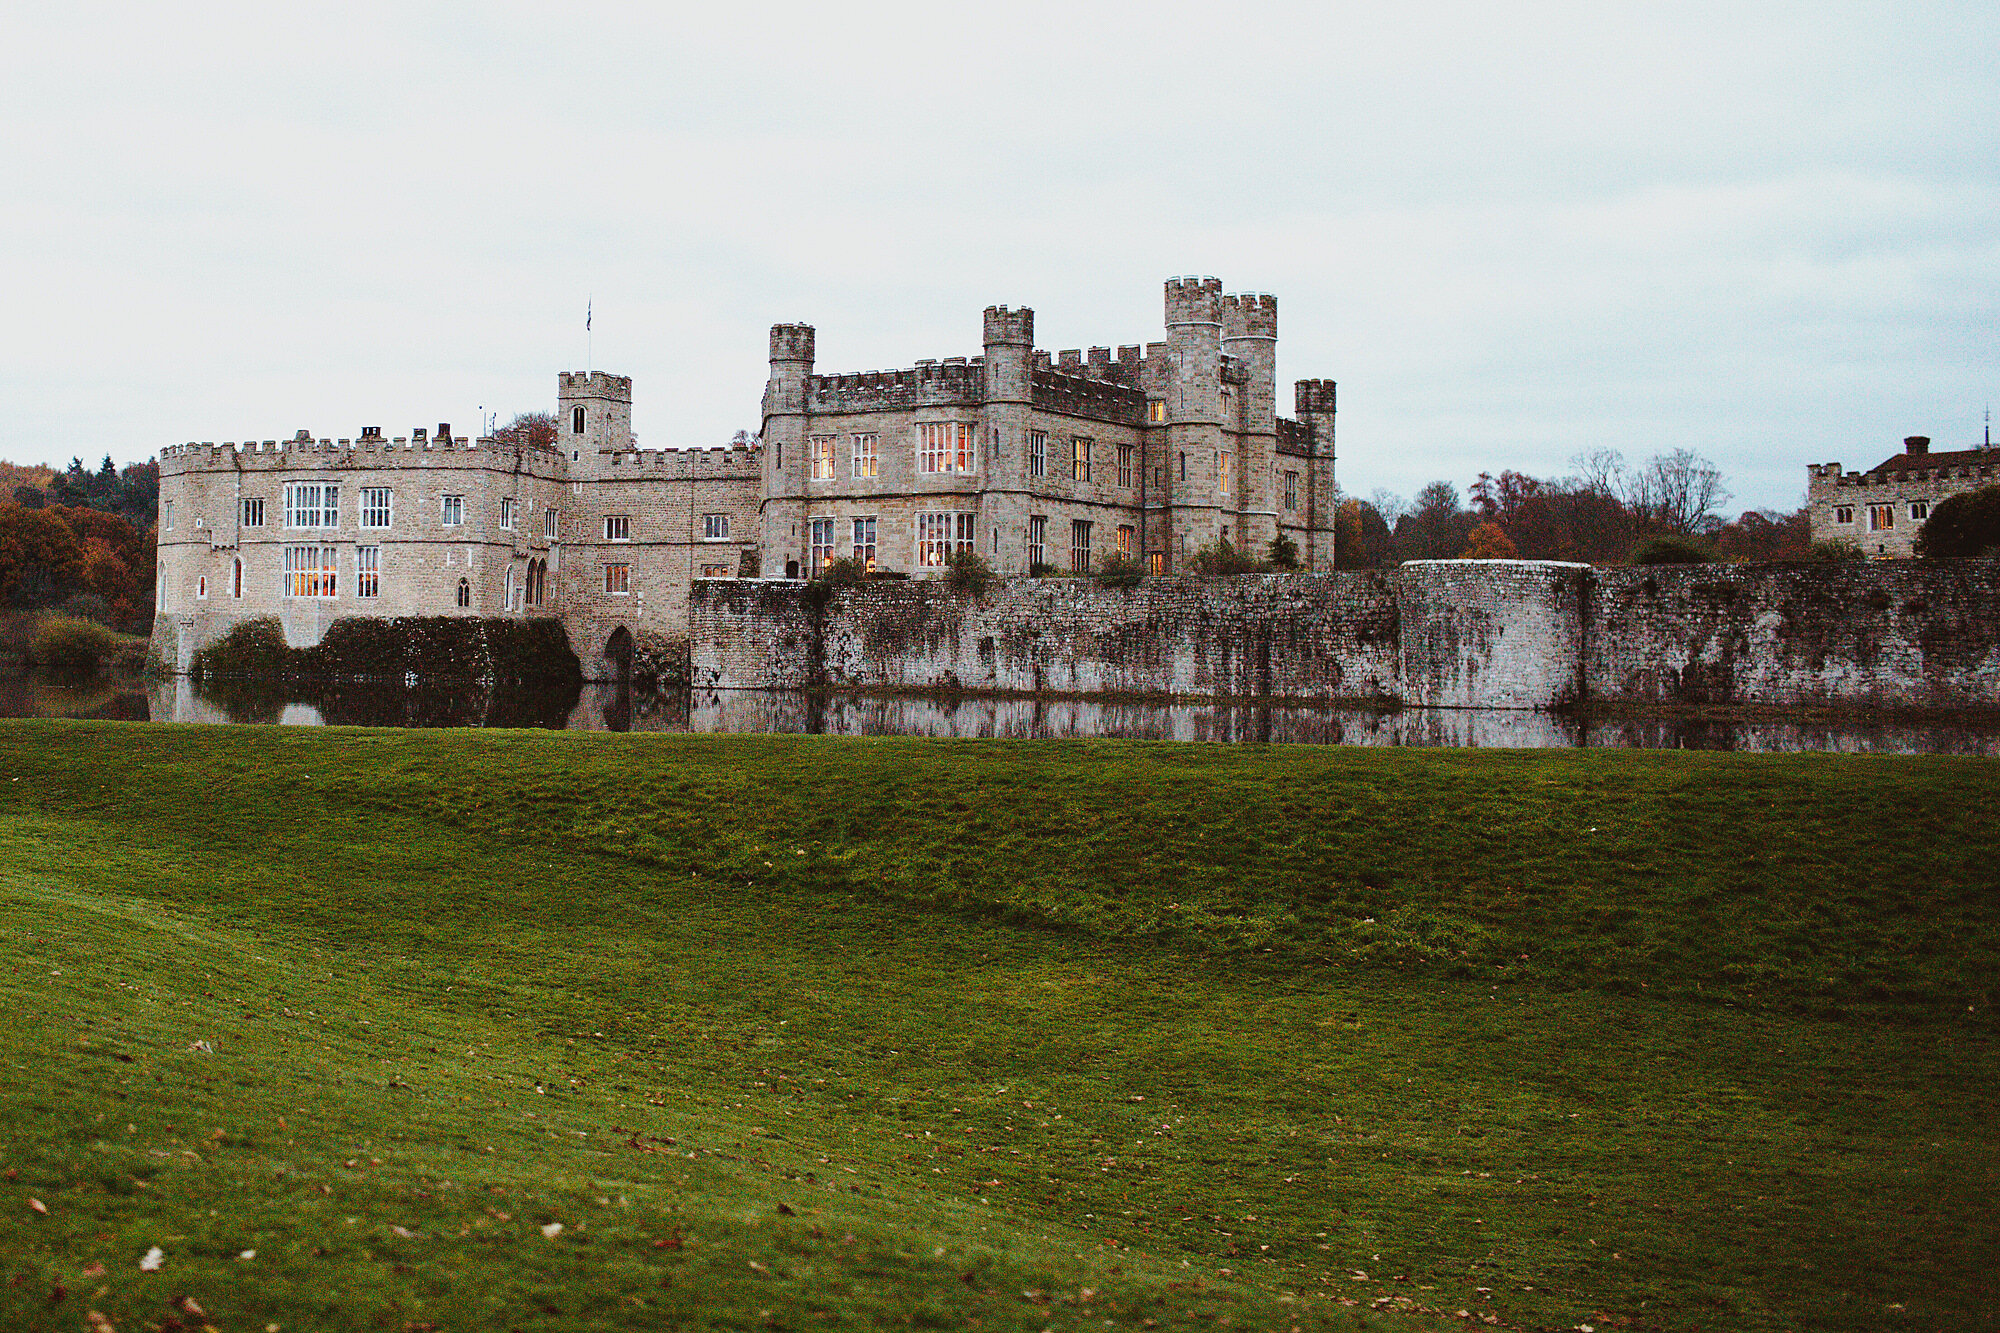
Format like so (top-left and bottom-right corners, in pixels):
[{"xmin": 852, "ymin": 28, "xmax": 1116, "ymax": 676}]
[{"xmin": 0, "ymin": 671, "xmax": 1984, "ymax": 754}]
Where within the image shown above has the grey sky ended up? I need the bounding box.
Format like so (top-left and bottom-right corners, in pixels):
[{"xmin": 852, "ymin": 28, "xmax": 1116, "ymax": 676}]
[{"xmin": 3, "ymin": 1, "xmax": 1994, "ymax": 514}]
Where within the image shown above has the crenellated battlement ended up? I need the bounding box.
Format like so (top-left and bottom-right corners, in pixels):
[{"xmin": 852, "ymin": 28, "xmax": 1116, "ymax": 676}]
[
  {"xmin": 1295, "ymin": 379, "xmax": 1337, "ymax": 415},
  {"xmin": 158, "ymin": 433, "xmax": 568, "ymax": 475},
  {"xmin": 1031, "ymin": 367, "xmax": 1147, "ymax": 426},
  {"xmin": 982, "ymin": 305, "xmax": 1034, "ymax": 346},
  {"xmin": 805, "ymin": 359, "xmax": 987, "ymax": 412},
  {"xmin": 1165, "ymin": 275, "xmax": 1223, "ymax": 326},
  {"xmin": 559, "ymin": 371, "xmax": 632, "ymax": 401},
  {"xmin": 770, "ymin": 324, "xmax": 816, "ymax": 364},
  {"xmin": 581, "ymin": 443, "xmax": 763, "ymax": 477},
  {"xmin": 1221, "ymin": 291, "xmax": 1277, "ymax": 339}
]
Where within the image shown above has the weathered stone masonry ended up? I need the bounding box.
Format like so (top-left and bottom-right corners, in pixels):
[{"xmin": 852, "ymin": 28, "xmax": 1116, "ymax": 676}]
[{"xmin": 690, "ymin": 560, "xmax": 2000, "ymax": 712}]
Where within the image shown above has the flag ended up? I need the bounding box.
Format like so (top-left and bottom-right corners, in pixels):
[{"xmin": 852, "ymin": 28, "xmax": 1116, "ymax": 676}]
[{"xmin": 586, "ymin": 300, "xmax": 592, "ymax": 332}]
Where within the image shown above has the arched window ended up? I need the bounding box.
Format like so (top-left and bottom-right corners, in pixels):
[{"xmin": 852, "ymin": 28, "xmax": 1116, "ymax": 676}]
[
  {"xmin": 572, "ymin": 406, "xmax": 585, "ymax": 434},
  {"xmin": 231, "ymin": 558, "xmax": 242, "ymax": 598},
  {"xmin": 456, "ymin": 577, "xmax": 470, "ymax": 608}
]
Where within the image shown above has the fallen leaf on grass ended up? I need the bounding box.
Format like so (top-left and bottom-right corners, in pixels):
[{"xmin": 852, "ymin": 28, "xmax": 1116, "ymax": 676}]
[
  {"xmin": 390, "ymin": 1226, "xmax": 416, "ymax": 1239},
  {"xmin": 139, "ymin": 1247, "xmax": 164, "ymax": 1272},
  {"xmin": 28, "ymin": 1198, "xmax": 47, "ymax": 1215},
  {"xmin": 747, "ymin": 1261, "xmax": 769, "ymax": 1275},
  {"xmin": 82, "ymin": 1262, "xmax": 106, "ymax": 1279},
  {"xmin": 540, "ymin": 1223, "xmax": 563, "ymax": 1239},
  {"xmin": 175, "ymin": 1297, "xmax": 208, "ymax": 1317}
]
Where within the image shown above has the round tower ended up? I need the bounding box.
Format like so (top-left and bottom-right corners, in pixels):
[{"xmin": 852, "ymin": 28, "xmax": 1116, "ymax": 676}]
[
  {"xmin": 761, "ymin": 324, "xmax": 815, "ymax": 578},
  {"xmin": 1164, "ymin": 276, "xmax": 1225, "ymax": 564}
]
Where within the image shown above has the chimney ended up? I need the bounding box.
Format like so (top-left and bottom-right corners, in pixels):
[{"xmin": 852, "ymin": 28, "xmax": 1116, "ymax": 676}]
[{"xmin": 1905, "ymin": 435, "xmax": 1930, "ymax": 455}]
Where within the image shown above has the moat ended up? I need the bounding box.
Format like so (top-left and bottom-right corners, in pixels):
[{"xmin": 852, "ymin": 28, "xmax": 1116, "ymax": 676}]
[{"xmin": 6, "ymin": 671, "xmax": 1999, "ymax": 754}]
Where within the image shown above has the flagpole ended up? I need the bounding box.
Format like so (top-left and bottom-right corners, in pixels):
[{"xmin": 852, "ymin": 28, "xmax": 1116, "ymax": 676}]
[{"xmin": 587, "ymin": 297, "xmax": 593, "ymax": 374}]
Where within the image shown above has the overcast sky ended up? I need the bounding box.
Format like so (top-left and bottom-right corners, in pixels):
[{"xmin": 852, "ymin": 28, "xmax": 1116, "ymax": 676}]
[{"xmin": 2, "ymin": 1, "xmax": 1993, "ymax": 514}]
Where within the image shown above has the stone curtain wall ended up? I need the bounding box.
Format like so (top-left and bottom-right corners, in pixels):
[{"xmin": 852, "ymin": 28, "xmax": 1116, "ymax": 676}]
[
  {"xmin": 1589, "ymin": 562, "xmax": 2000, "ymax": 710},
  {"xmin": 692, "ymin": 560, "xmax": 2000, "ymax": 712}
]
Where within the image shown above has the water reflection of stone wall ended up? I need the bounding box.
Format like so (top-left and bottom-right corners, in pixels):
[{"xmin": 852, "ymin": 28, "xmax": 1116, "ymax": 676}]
[{"xmin": 20, "ymin": 676, "xmax": 1983, "ymax": 754}]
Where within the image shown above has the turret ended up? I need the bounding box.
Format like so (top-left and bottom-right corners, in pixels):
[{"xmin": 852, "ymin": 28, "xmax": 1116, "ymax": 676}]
[
  {"xmin": 557, "ymin": 371, "xmax": 634, "ymax": 476},
  {"xmin": 761, "ymin": 324, "xmax": 816, "ymax": 578}
]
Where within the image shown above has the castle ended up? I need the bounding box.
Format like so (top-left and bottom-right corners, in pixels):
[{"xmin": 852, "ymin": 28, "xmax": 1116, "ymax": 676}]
[
  {"xmin": 1809, "ymin": 433, "xmax": 2000, "ymax": 558},
  {"xmin": 153, "ymin": 277, "xmax": 1338, "ymax": 677}
]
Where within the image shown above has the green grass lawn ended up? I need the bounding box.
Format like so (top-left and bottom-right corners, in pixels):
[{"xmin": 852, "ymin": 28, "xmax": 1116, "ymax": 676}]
[{"xmin": 0, "ymin": 720, "xmax": 1994, "ymax": 1332}]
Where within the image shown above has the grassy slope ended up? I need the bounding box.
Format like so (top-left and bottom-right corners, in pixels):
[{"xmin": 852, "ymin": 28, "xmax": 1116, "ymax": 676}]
[{"xmin": 0, "ymin": 721, "xmax": 1995, "ymax": 1333}]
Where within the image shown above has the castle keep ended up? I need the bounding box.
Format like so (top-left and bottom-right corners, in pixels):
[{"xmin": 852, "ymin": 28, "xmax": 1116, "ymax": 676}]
[
  {"xmin": 153, "ymin": 279, "xmax": 1337, "ymax": 675},
  {"xmin": 1809, "ymin": 434, "xmax": 2000, "ymax": 558}
]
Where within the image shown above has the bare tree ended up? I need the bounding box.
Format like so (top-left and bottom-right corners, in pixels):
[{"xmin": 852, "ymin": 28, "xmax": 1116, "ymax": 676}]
[
  {"xmin": 1628, "ymin": 450, "xmax": 1731, "ymax": 536},
  {"xmin": 1567, "ymin": 448, "xmax": 1627, "ymax": 498},
  {"xmin": 495, "ymin": 412, "xmax": 558, "ymax": 449}
]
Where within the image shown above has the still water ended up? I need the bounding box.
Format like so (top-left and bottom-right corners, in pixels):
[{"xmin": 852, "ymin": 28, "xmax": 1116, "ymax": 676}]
[{"xmin": 4, "ymin": 671, "xmax": 1996, "ymax": 754}]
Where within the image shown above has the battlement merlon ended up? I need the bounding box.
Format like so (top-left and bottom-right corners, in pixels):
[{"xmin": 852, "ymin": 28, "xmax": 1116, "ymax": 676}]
[
  {"xmin": 1165, "ymin": 275, "xmax": 1224, "ymax": 326},
  {"xmin": 1221, "ymin": 292, "xmax": 1278, "ymax": 340}
]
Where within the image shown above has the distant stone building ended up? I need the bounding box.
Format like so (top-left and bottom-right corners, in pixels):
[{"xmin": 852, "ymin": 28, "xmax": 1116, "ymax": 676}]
[
  {"xmin": 761, "ymin": 277, "xmax": 1336, "ymax": 580},
  {"xmin": 1809, "ymin": 434, "xmax": 2000, "ymax": 557},
  {"xmin": 153, "ymin": 278, "xmax": 1339, "ymax": 675}
]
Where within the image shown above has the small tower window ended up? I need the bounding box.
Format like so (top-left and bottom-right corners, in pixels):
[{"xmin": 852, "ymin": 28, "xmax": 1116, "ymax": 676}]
[
  {"xmin": 456, "ymin": 577, "xmax": 470, "ymax": 608},
  {"xmin": 572, "ymin": 406, "xmax": 586, "ymax": 434}
]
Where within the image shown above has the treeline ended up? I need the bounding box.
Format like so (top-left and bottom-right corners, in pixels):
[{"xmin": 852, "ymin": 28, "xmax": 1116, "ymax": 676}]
[
  {"xmin": 2, "ymin": 456, "xmax": 160, "ymax": 634},
  {"xmin": 1334, "ymin": 448, "xmax": 1818, "ymax": 569}
]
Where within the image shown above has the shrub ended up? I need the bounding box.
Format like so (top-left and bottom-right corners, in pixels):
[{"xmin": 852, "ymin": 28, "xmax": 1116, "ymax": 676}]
[
  {"xmin": 1094, "ymin": 553, "xmax": 1145, "ymax": 589},
  {"xmin": 29, "ymin": 616, "xmax": 122, "ymax": 674},
  {"xmin": 1267, "ymin": 534, "xmax": 1300, "ymax": 570},
  {"xmin": 945, "ymin": 549, "xmax": 995, "ymax": 597},
  {"xmin": 1186, "ymin": 539, "xmax": 1268, "ymax": 577},
  {"xmin": 1629, "ymin": 534, "xmax": 1713, "ymax": 565},
  {"xmin": 1028, "ymin": 562, "xmax": 1063, "ymax": 578},
  {"xmin": 1913, "ymin": 485, "xmax": 2000, "ymax": 559},
  {"xmin": 819, "ymin": 557, "xmax": 867, "ymax": 587},
  {"xmin": 1461, "ymin": 522, "xmax": 1519, "ymax": 560},
  {"xmin": 1803, "ymin": 538, "xmax": 1864, "ymax": 562},
  {"xmin": 189, "ymin": 617, "xmax": 291, "ymax": 679}
]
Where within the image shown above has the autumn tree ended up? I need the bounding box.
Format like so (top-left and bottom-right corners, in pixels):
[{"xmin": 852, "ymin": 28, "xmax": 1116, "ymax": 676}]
[
  {"xmin": 495, "ymin": 412, "xmax": 559, "ymax": 449},
  {"xmin": 1461, "ymin": 521, "xmax": 1518, "ymax": 559}
]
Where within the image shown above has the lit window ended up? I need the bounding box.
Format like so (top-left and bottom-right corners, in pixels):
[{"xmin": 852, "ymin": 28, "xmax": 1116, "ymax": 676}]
[
  {"xmin": 1117, "ymin": 524, "xmax": 1134, "ymax": 555},
  {"xmin": 1834, "ymin": 505, "xmax": 1854, "ymax": 525},
  {"xmin": 1029, "ymin": 431, "xmax": 1047, "ymax": 479},
  {"xmin": 918, "ymin": 422, "xmax": 976, "ymax": 474},
  {"xmin": 1147, "ymin": 552, "xmax": 1164, "ymax": 576},
  {"xmin": 284, "ymin": 545, "xmax": 338, "ymax": 597},
  {"xmin": 162, "ymin": 499, "xmax": 175, "ymax": 530},
  {"xmin": 1149, "ymin": 400, "xmax": 1165, "ymax": 423},
  {"xmin": 456, "ymin": 577, "xmax": 470, "ymax": 608},
  {"xmin": 851, "ymin": 434, "xmax": 878, "ymax": 479},
  {"xmin": 441, "ymin": 494, "xmax": 464, "ymax": 526},
  {"xmin": 1285, "ymin": 471, "xmax": 1299, "ymax": 511},
  {"xmin": 809, "ymin": 518, "xmax": 836, "ymax": 570},
  {"xmin": 700, "ymin": 563, "xmax": 732, "ymax": 577},
  {"xmin": 1070, "ymin": 519, "xmax": 1093, "ymax": 573},
  {"xmin": 604, "ymin": 563, "xmax": 630, "ymax": 594},
  {"xmin": 357, "ymin": 545, "xmax": 380, "ymax": 598},
  {"xmin": 544, "ymin": 507, "xmax": 558, "ymax": 539},
  {"xmin": 500, "ymin": 498, "xmax": 518, "ymax": 530},
  {"xmin": 1028, "ymin": 515, "xmax": 1047, "ymax": 570},
  {"xmin": 1117, "ymin": 444, "xmax": 1134, "ymax": 488},
  {"xmin": 1071, "ymin": 437, "xmax": 1091, "ymax": 483},
  {"xmin": 1911, "ymin": 501, "xmax": 1929, "ymax": 521},
  {"xmin": 605, "ymin": 514, "xmax": 631, "ymax": 541},
  {"xmin": 810, "ymin": 435, "xmax": 837, "ymax": 480},
  {"xmin": 703, "ymin": 513, "xmax": 730, "ymax": 540},
  {"xmin": 852, "ymin": 517, "xmax": 877, "ymax": 570},
  {"xmin": 241, "ymin": 498, "xmax": 265, "ymax": 527},
  {"xmin": 1220, "ymin": 451, "xmax": 1233, "ymax": 495},
  {"xmin": 917, "ymin": 512, "xmax": 976, "ymax": 566},
  {"xmin": 1869, "ymin": 504, "xmax": 1894, "ymax": 531},
  {"xmin": 283, "ymin": 483, "xmax": 338, "ymax": 529}
]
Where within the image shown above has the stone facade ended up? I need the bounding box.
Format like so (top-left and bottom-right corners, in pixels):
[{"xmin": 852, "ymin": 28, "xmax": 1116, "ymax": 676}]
[
  {"xmin": 153, "ymin": 373, "xmax": 761, "ymax": 678},
  {"xmin": 1808, "ymin": 434, "xmax": 2000, "ymax": 558},
  {"xmin": 691, "ymin": 560, "xmax": 2000, "ymax": 713},
  {"xmin": 153, "ymin": 278, "xmax": 1338, "ymax": 676},
  {"xmin": 760, "ymin": 277, "xmax": 1336, "ymax": 581}
]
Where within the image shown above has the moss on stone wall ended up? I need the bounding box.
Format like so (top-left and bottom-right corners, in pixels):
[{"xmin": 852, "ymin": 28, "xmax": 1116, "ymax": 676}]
[{"xmin": 191, "ymin": 616, "xmax": 581, "ymax": 686}]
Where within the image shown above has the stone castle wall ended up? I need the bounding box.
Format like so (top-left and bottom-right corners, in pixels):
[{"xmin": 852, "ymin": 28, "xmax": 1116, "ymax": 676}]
[{"xmin": 690, "ymin": 560, "xmax": 2000, "ymax": 712}]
